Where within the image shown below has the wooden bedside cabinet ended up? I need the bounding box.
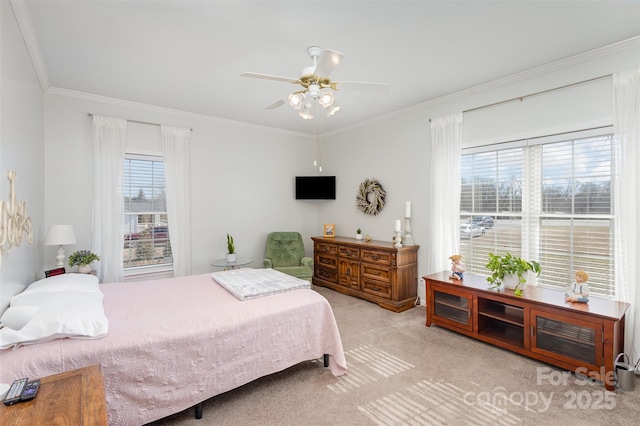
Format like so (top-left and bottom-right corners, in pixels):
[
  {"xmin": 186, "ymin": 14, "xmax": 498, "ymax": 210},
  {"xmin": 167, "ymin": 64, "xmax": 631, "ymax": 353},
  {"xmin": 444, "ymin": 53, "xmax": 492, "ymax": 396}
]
[{"xmin": 0, "ymin": 364, "xmax": 108, "ymax": 425}]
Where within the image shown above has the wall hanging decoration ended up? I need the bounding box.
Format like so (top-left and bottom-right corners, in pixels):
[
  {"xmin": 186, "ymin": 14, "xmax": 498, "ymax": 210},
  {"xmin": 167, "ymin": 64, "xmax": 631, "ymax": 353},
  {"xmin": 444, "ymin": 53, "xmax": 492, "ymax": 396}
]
[
  {"xmin": 0, "ymin": 171, "xmax": 34, "ymax": 268},
  {"xmin": 356, "ymin": 178, "xmax": 386, "ymax": 216}
]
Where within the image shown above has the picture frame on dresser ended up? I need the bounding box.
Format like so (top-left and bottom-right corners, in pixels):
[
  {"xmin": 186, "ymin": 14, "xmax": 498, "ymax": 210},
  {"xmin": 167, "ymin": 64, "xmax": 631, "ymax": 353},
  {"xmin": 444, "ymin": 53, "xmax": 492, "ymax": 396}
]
[{"xmin": 323, "ymin": 224, "xmax": 335, "ymax": 238}]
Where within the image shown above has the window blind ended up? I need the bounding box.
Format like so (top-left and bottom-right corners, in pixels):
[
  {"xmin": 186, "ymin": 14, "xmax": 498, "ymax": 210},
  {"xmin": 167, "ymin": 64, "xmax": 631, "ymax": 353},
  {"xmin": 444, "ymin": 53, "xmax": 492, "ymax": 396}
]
[
  {"xmin": 460, "ymin": 128, "xmax": 614, "ymax": 297},
  {"xmin": 123, "ymin": 154, "xmax": 173, "ymax": 269}
]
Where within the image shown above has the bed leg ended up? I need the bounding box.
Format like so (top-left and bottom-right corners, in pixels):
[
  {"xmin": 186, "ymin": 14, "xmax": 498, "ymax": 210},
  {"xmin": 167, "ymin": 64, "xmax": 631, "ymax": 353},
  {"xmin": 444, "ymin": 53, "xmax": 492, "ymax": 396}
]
[
  {"xmin": 194, "ymin": 402, "xmax": 203, "ymax": 419},
  {"xmin": 323, "ymin": 354, "xmax": 329, "ymax": 367}
]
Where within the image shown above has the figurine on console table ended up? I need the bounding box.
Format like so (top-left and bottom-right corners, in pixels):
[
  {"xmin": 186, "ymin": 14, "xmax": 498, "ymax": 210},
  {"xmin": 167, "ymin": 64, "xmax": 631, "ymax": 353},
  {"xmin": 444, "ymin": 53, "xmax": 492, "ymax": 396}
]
[
  {"xmin": 565, "ymin": 270, "xmax": 590, "ymax": 303},
  {"xmin": 449, "ymin": 254, "xmax": 466, "ymax": 280}
]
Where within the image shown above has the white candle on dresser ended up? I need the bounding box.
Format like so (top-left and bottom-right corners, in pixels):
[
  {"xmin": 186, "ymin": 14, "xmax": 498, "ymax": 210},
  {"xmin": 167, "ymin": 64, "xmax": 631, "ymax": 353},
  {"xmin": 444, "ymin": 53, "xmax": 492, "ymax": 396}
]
[
  {"xmin": 395, "ymin": 219, "xmax": 401, "ymax": 232},
  {"xmin": 405, "ymin": 201, "xmax": 411, "ymax": 218}
]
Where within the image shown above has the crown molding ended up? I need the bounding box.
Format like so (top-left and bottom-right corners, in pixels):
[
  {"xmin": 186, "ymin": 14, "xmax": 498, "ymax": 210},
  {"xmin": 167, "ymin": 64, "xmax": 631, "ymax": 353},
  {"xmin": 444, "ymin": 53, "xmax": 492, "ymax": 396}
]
[
  {"xmin": 324, "ymin": 36, "xmax": 640, "ymax": 138},
  {"xmin": 46, "ymin": 87, "xmax": 313, "ymax": 139},
  {"xmin": 11, "ymin": 0, "xmax": 49, "ymax": 92}
]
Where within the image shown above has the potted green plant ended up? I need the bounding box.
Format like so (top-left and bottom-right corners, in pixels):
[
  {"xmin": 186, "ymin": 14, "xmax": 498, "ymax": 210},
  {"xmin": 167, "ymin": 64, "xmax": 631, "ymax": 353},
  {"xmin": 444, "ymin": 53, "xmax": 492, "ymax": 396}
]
[
  {"xmin": 485, "ymin": 251, "xmax": 541, "ymax": 296},
  {"xmin": 68, "ymin": 250, "xmax": 100, "ymax": 274},
  {"xmin": 356, "ymin": 228, "xmax": 363, "ymax": 240},
  {"xmin": 226, "ymin": 234, "xmax": 236, "ymax": 262}
]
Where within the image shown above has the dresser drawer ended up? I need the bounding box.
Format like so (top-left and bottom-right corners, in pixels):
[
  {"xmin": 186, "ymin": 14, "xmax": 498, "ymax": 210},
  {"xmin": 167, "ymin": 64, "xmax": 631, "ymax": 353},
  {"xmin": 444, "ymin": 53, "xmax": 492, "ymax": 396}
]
[
  {"xmin": 362, "ymin": 278, "xmax": 392, "ymax": 299},
  {"xmin": 315, "ymin": 242, "xmax": 337, "ymax": 256},
  {"xmin": 361, "ymin": 249, "xmax": 394, "ymax": 267},
  {"xmin": 316, "ymin": 253, "xmax": 337, "ymax": 269},
  {"xmin": 338, "ymin": 246, "xmax": 359, "ymax": 259},
  {"xmin": 315, "ymin": 266, "xmax": 338, "ymax": 283},
  {"xmin": 361, "ymin": 263, "xmax": 392, "ymax": 283}
]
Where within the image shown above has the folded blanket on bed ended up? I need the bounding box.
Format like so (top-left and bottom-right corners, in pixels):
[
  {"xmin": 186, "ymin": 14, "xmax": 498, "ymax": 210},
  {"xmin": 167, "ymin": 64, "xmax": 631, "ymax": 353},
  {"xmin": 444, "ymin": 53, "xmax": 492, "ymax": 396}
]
[{"xmin": 212, "ymin": 268, "xmax": 311, "ymax": 300}]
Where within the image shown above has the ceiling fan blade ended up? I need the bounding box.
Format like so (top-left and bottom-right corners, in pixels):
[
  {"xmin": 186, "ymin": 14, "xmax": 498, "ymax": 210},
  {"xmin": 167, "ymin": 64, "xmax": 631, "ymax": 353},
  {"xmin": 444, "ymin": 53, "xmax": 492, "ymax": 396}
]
[
  {"xmin": 265, "ymin": 99, "xmax": 286, "ymax": 110},
  {"xmin": 240, "ymin": 72, "xmax": 298, "ymax": 84},
  {"xmin": 334, "ymin": 81, "xmax": 390, "ymax": 94},
  {"xmin": 313, "ymin": 49, "xmax": 344, "ymax": 77}
]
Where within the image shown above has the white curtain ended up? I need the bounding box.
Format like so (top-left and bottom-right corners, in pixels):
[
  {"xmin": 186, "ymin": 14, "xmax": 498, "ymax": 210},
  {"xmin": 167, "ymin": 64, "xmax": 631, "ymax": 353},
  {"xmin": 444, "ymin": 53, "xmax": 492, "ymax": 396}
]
[
  {"xmin": 161, "ymin": 125, "xmax": 192, "ymax": 277},
  {"xmin": 92, "ymin": 115, "xmax": 127, "ymax": 283},
  {"xmin": 426, "ymin": 113, "xmax": 464, "ymax": 274},
  {"xmin": 612, "ymin": 68, "xmax": 640, "ymax": 360}
]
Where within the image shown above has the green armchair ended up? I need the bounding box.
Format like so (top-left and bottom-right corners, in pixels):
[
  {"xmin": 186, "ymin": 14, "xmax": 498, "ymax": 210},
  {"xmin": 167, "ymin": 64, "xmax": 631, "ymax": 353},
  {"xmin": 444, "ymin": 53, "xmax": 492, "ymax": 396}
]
[{"xmin": 263, "ymin": 232, "xmax": 314, "ymax": 283}]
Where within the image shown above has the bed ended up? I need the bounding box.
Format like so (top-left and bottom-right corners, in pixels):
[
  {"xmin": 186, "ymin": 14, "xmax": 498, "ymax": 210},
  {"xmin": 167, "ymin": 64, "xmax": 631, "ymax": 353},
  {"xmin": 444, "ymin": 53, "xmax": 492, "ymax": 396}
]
[{"xmin": 0, "ymin": 270, "xmax": 347, "ymax": 425}]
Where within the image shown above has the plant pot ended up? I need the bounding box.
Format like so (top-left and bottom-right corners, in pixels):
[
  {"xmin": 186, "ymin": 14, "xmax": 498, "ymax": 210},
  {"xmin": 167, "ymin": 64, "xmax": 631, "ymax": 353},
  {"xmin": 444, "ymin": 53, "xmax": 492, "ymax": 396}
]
[
  {"xmin": 226, "ymin": 253, "xmax": 237, "ymax": 263},
  {"xmin": 503, "ymin": 274, "xmax": 523, "ymax": 290},
  {"xmin": 77, "ymin": 264, "xmax": 92, "ymax": 274},
  {"xmin": 356, "ymin": 234, "xmax": 363, "ymax": 240}
]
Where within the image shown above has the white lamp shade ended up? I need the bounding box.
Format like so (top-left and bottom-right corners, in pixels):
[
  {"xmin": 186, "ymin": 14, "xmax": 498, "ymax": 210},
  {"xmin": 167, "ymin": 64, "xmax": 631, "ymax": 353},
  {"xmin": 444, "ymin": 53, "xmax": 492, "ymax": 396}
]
[
  {"xmin": 326, "ymin": 104, "xmax": 341, "ymax": 117},
  {"xmin": 45, "ymin": 225, "xmax": 76, "ymax": 245},
  {"xmin": 288, "ymin": 93, "xmax": 305, "ymax": 110},
  {"xmin": 299, "ymin": 107, "xmax": 314, "ymax": 120},
  {"xmin": 318, "ymin": 91, "xmax": 334, "ymax": 107}
]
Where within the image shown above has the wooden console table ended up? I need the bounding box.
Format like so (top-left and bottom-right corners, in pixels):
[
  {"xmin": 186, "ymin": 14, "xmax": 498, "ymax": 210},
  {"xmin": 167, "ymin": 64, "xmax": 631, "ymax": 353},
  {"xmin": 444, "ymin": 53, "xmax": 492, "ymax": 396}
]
[
  {"xmin": 424, "ymin": 271, "xmax": 630, "ymax": 391},
  {"xmin": 312, "ymin": 236, "xmax": 419, "ymax": 312},
  {"xmin": 0, "ymin": 364, "xmax": 108, "ymax": 425}
]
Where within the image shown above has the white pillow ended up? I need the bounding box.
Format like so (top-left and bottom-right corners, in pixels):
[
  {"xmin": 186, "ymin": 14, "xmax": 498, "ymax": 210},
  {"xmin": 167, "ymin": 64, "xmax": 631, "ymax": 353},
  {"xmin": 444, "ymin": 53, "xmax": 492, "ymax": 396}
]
[
  {"xmin": 0, "ymin": 284, "xmax": 108, "ymax": 350},
  {"xmin": 14, "ymin": 274, "xmax": 100, "ymax": 298},
  {"xmin": 0, "ymin": 306, "xmax": 39, "ymax": 330}
]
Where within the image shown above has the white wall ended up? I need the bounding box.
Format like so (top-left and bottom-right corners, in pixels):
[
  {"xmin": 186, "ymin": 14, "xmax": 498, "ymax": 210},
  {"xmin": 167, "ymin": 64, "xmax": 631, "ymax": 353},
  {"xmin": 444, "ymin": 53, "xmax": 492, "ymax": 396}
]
[
  {"xmin": 319, "ymin": 39, "xmax": 639, "ymax": 304},
  {"xmin": 42, "ymin": 93, "xmax": 318, "ymax": 276},
  {"xmin": 0, "ymin": 2, "xmax": 45, "ymax": 311},
  {"xmin": 3, "ymin": 0, "xmax": 638, "ymax": 311}
]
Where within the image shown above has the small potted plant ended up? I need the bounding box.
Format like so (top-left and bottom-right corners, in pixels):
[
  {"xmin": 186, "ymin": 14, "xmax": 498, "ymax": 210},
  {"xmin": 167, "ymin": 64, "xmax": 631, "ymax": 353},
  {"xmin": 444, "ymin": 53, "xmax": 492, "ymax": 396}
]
[
  {"xmin": 68, "ymin": 250, "xmax": 100, "ymax": 274},
  {"xmin": 485, "ymin": 251, "xmax": 541, "ymax": 296},
  {"xmin": 356, "ymin": 228, "xmax": 363, "ymax": 240},
  {"xmin": 226, "ymin": 234, "xmax": 236, "ymax": 262}
]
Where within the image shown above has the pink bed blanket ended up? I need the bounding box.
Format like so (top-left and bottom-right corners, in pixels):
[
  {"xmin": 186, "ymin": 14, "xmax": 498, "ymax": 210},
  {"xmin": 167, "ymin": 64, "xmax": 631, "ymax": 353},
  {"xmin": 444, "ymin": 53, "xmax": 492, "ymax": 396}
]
[{"xmin": 0, "ymin": 273, "xmax": 347, "ymax": 425}]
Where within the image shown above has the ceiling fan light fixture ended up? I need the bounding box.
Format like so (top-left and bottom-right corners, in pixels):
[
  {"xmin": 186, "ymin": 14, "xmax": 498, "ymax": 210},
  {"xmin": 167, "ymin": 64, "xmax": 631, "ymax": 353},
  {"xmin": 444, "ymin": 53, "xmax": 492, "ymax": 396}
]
[
  {"xmin": 288, "ymin": 92, "xmax": 305, "ymax": 110},
  {"xmin": 318, "ymin": 90, "xmax": 334, "ymax": 107},
  {"xmin": 241, "ymin": 45, "xmax": 390, "ymax": 121}
]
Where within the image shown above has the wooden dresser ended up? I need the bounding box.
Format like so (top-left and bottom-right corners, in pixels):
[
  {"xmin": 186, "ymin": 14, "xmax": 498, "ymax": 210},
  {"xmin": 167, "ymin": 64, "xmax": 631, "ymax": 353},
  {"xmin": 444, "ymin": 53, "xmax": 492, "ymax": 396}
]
[
  {"xmin": 312, "ymin": 236, "xmax": 419, "ymax": 312},
  {"xmin": 424, "ymin": 271, "xmax": 630, "ymax": 391},
  {"xmin": 0, "ymin": 364, "xmax": 108, "ymax": 425}
]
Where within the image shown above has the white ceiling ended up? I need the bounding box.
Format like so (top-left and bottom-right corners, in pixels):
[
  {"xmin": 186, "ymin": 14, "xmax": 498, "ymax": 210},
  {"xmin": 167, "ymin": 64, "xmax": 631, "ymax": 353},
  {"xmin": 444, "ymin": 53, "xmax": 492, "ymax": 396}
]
[{"xmin": 18, "ymin": 1, "xmax": 640, "ymax": 135}]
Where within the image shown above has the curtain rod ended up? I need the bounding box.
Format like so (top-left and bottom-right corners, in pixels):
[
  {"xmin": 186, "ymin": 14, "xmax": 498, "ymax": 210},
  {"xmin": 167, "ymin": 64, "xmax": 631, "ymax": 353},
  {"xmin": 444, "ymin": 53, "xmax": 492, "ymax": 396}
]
[
  {"xmin": 429, "ymin": 74, "xmax": 612, "ymax": 121},
  {"xmin": 87, "ymin": 113, "xmax": 192, "ymax": 131}
]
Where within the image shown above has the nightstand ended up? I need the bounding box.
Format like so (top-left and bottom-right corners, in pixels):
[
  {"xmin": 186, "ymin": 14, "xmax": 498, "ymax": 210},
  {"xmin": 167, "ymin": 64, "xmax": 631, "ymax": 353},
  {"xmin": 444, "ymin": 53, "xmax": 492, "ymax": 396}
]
[{"xmin": 0, "ymin": 364, "xmax": 108, "ymax": 425}]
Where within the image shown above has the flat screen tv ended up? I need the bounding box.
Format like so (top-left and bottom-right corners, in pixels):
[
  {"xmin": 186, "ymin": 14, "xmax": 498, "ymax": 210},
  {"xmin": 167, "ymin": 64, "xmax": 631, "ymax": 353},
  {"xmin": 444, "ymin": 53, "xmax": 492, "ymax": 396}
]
[{"xmin": 295, "ymin": 176, "xmax": 336, "ymax": 200}]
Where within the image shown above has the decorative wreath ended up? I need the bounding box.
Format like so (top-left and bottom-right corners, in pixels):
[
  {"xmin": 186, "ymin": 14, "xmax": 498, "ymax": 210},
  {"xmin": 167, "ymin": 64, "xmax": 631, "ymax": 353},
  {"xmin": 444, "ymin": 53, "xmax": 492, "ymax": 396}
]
[{"xmin": 356, "ymin": 178, "xmax": 386, "ymax": 216}]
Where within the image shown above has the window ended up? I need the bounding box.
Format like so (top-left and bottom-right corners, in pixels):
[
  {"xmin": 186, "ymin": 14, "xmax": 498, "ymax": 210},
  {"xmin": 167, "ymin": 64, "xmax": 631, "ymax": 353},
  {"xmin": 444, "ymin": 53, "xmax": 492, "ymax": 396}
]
[
  {"xmin": 460, "ymin": 128, "xmax": 614, "ymax": 297},
  {"xmin": 123, "ymin": 154, "xmax": 172, "ymax": 270}
]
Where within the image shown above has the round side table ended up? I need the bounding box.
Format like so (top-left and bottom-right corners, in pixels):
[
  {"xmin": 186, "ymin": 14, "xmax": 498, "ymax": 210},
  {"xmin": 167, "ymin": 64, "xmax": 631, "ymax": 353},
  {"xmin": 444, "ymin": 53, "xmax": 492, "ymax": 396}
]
[{"xmin": 211, "ymin": 258, "xmax": 253, "ymax": 270}]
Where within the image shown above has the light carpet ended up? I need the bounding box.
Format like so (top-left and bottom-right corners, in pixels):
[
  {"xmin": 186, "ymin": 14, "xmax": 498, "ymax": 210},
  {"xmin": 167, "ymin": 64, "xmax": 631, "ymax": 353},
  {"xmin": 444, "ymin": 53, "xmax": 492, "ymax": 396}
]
[{"xmin": 149, "ymin": 286, "xmax": 639, "ymax": 425}]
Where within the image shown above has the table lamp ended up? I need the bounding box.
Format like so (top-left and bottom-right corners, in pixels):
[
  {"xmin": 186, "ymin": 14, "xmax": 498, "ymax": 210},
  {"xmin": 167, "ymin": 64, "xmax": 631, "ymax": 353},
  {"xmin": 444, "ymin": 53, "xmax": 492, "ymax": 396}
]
[{"xmin": 45, "ymin": 225, "xmax": 76, "ymax": 267}]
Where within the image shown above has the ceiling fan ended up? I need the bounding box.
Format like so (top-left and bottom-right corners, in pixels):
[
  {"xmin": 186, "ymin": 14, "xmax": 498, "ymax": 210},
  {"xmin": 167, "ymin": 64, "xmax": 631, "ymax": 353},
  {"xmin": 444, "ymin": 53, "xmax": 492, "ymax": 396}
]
[{"xmin": 240, "ymin": 46, "xmax": 390, "ymax": 119}]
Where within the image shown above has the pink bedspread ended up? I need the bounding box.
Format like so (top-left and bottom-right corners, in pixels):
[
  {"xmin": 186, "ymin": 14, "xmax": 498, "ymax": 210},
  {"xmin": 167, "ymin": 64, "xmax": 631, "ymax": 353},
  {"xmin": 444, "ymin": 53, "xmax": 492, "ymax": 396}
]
[{"xmin": 0, "ymin": 273, "xmax": 347, "ymax": 425}]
